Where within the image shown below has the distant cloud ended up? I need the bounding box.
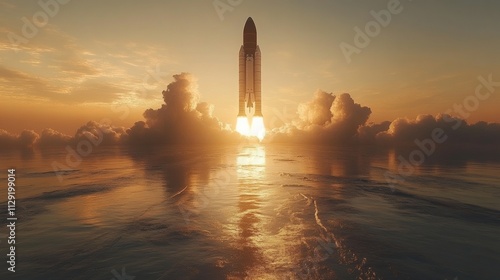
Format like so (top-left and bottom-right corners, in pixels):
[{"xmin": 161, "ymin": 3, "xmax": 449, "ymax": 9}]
[
  {"xmin": 127, "ymin": 73, "xmax": 238, "ymax": 145},
  {"xmin": 57, "ymin": 56, "xmax": 98, "ymax": 76},
  {"xmin": 0, "ymin": 65, "xmax": 58, "ymax": 100},
  {"xmin": 0, "ymin": 65, "xmax": 125, "ymax": 103},
  {"xmin": 74, "ymin": 121, "xmax": 127, "ymax": 146},
  {"xmin": 38, "ymin": 128, "xmax": 72, "ymax": 147},
  {"xmin": 18, "ymin": 130, "xmax": 39, "ymax": 148},
  {"xmin": 0, "ymin": 26, "xmax": 167, "ymax": 105},
  {"xmin": 375, "ymin": 114, "xmax": 500, "ymax": 147},
  {"xmin": 0, "ymin": 130, "xmax": 18, "ymax": 148},
  {"xmin": 0, "ymin": 72, "xmax": 240, "ymax": 150},
  {"xmin": 65, "ymin": 81, "xmax": 125, "ymax": 103},
  {"xmin": 1, "ymin": 73, "xmax": 499, "ymax": 152},
  {"xmin": 267, "ymin": 90, "xmax": 500, "ymax": 150},
  {"xmin": 298, "ymin": 90, "xmax": 336, "ymax": 126},
  {"xmin": 269, "ymin": 91, "xmax": 371, "ymax": 143},
  {"xmin": 0, "ymin": 129, "xmax": 38, "ymax": 149},
  {"xmin": 357, "ymin": 121, "xmax": 391, "ymax": 144},
  {"xmin": 0, "ymin": 65, "xmax": 30, "ymax": 80},
  {"xmin": 0, "ymin": 25, "xmax": 114, "ymax": 103}
]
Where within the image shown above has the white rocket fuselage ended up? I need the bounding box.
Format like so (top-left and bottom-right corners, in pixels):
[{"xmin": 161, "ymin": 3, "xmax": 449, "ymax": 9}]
[{"xmin": 238, "ymin": 17, "xmax": 262, "ymax": 117}]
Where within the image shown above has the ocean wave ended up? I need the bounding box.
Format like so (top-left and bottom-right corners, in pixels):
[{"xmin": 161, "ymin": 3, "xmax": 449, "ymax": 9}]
[
  {"xmin": 358, "ymin": 183, "xmax": 500, "ymax": 225},
  {"xmin": 25, "ymin": 169, "xmax": 79, "ymax": 178}
]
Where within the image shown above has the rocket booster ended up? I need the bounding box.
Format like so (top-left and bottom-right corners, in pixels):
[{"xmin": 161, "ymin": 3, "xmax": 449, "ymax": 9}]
[{"xmin": 238, "ymin": 17, "xmax": 262, "ymax": 117}]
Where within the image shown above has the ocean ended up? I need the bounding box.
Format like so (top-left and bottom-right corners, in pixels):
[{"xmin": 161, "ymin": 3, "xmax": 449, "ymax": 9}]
[{"xmin": 0, "ymin": 144, "xmax": 499, "ymax": 280}]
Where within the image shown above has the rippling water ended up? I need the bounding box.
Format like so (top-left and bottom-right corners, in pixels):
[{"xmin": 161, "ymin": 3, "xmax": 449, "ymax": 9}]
[{"xmin": 0, "ymin": 144, "xmax": 499, "ymax": 279}]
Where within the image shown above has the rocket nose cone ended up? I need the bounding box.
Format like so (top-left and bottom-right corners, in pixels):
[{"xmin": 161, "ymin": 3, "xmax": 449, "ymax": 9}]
[
  {"xmin": 243, "ymin": 17, "xmax": 257, "ymax": 53},
  {"xmin": 244, "ymin": 17, "xmax": 256, "ymax": 34}
]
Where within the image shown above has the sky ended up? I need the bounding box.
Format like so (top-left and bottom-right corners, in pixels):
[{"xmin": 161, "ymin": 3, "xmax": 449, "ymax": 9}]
[{"xmin": 1, "ymin": 0, "xmax": 499, "ymax": 135}]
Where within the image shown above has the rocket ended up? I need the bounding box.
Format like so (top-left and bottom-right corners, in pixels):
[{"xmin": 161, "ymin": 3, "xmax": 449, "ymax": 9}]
[{"xmin": 238, "ymin": 17, "xmax": 262, "ymax": 117}]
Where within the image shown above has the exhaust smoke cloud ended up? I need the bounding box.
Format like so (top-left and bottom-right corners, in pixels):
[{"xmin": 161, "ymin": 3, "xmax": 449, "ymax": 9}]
[{"xmin": 1, "ymin": 73, "xmax": 499, "ymax": 151}]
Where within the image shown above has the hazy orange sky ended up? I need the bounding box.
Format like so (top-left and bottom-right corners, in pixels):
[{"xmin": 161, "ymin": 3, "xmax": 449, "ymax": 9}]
[{"xmin": 1, "ymin": 0, "xmax": 499, "ymax": 135}]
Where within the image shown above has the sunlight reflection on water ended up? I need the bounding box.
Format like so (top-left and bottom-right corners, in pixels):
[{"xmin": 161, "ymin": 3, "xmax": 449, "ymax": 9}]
[{"xmin": 1, "ymin": 145, "xmax": 499, "ymax": 279}]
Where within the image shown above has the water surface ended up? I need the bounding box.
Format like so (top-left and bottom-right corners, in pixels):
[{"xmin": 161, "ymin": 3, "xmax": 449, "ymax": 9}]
[{"xmin": 0, "ymin": 144, "xmax": 499, "ymax": 279}]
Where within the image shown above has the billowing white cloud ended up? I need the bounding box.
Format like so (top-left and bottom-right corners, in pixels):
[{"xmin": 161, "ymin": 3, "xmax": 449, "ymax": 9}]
[{"xmin": 1, "ymin": 73, "xmax": 499, "ymax": 151}]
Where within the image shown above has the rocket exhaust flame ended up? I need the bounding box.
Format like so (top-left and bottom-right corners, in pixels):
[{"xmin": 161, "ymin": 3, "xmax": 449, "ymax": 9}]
[
  {"xmin": 236, "ymin": 17, "xmax": 266, "ymax": 140},
  {"xmin": 235, "ymin": 116, "xmax": 266, "ymax": 141},
  {"xmin": 250, "ymin": 116, "xmax": 266, "ymax": 141},
  {"xmin": 236, "ymin": 116, "xmax": 251, "ymax": 136}
]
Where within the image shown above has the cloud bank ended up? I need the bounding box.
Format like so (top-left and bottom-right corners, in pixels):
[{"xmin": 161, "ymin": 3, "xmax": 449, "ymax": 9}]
[
  {"xmin": 269, "ymin": 91, "xmax": 371, "ymax": 143},
  {"xmin": 267, "ymin": 90, "xmax": 500, "ymax": 150},
  {"xmin": 127, "ymin": 73, "xmax": 239, "ymax": 145},
  {"xmin": 1, "ymin": 72, "xmax": 499, "ymax": 151}
]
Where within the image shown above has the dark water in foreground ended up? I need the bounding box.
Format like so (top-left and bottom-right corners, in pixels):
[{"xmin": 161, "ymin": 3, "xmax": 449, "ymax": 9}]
[{"xmin": 0, "ymin": 145, "xmax": 499, "ymax": 280}]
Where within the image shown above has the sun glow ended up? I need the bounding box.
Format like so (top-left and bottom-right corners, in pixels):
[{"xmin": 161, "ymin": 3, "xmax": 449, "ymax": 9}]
[{"xmin": 236, "ymin": 116, "xmax": 266, "ymax": 141}]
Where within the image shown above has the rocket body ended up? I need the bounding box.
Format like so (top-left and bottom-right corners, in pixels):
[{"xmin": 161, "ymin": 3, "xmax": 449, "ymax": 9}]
[{"xmin": 238, "ymin": 17, "xmax": 262, "ymax": 117}]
